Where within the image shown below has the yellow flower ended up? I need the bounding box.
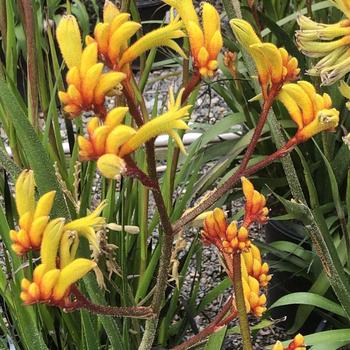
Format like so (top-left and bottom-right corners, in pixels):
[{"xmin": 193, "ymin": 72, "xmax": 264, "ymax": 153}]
[
  {"xmin": 86, "ymin": 1, "xmax": 186, "ymax": 71},
  {"xmin": 230, "ymin": 19, "xmax": 300, "ymax": 98},
  {"xmin": 272, "ymin": 333, "xmax": 306, "ymax": 350},
  {"xmin": 241, "ymin": 270, "xmax": 267, "ymax": 317},
  {"xmin": 339, "ymin": 80, "xmax": 350, "ymax": 110},
  {"xmin": 10, "ymin": 170, "xmax": 56, "ymax": 255},
  {"xmin": 241, "ymin": 177, "xmax": 269, "ymax": 227},
  {"xmin": 242, "ymin": 244, "xmax": 272, "ymax": 287},
  {"xmin": 277, "ymin": 81, "xmax": 339, "ymax": 142},
  {"xmin": 57, "ymin": 15, "xmax": 126, "ymax": 117},
  {"xmin": 63, "ymin": 201, "xmax": 106, "ymax": 250},
  {"xmin": 78, "ymin": 89, "xmax": 191, "ymax": 179},
  {"xmin": 165, "ymin": 1, "xmax": 222, "ymax": 77},
  {"xmin": 20, "ymin": 218, "xmax": 97, "ymax": 305},
  {"xmin": 297, "ymin": 11, "xmax": 350, "ymax": 85}
]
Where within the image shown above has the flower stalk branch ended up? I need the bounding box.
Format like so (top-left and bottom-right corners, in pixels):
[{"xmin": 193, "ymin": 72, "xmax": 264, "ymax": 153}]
[
  {"xmin": 171, "ymin": 297, "xmax": 236, "ymax": 350},
  {"xmin": 66, "ymin": 286, "xmax": 154, "ymax": 318}
]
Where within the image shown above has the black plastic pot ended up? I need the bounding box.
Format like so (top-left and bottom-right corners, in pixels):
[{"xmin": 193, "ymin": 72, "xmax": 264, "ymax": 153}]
[
  {"xmin": 133, "ymin": 0, "xmax": 172, "ymax": 70},
  {"xmin": 266, "ymin": 220, "xmax": 324, "ymax": 333}
]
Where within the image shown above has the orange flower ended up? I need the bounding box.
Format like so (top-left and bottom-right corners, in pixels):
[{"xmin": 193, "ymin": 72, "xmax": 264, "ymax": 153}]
[
  {"xmin": 202, "ymin": 209, "xmax": 251, "ymax": 253},
  {"xmin": 241, "ymin": 177, "xmax": 269, "ymax": 227}
]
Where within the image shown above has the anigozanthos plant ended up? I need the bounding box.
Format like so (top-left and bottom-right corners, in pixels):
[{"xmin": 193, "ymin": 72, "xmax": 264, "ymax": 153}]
[
  {"xmin": 277, "ymin": 81, "xmax": 339, "ymax": 142},
  {"xmin": 10, "ymin": 170, "xmax": 56, "ymax": 255},
  {"xmin": 272, "ymin": 333, "xmax": 306, "ymax": 350},
  {"xmin": 230, "ymin": 19, "xmax": 300, "ymax": 98},
  {"xmin": 78, "ymin": 88, "xmax": 191, "ymax": 179},
  {"xmin": 86, "ymin": 0, "xmax": 186, "ymax": 72},
  {"xmin": 20, "ymin": 219, "xmax": 96, "ymax": 305},
  {"xmin": 57, "ymin": 14, "xmax": 126, "ymax": 117},
  {"xmin": 164, "ymin": 0, "xmax": 223, "ymax": 77},
  {"xmin": 297, "ymin": 4, "xmax": 350, "ymax": 85}
]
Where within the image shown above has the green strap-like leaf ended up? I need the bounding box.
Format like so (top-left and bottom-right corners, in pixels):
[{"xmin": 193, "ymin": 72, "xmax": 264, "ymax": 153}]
[{"xmin": 0, "ymin": 76, "xmax": 70, "ymax": 219}]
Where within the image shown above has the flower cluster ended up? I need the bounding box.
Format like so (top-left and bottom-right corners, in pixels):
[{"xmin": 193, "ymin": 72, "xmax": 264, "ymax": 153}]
[
  {"xmin": 87, "ymin": 0, "xmax": 186, "ymax": 71},
  {"xmin": 297, "ymin": 2, "xmax": 350, "ymax": 85},
  {"xmin": 203, "ymin": 177, "xmax": 268, "ymax": 253},
  {"xmin": 277, "ymin": 81, "xmax": 339, "ymax": 142},
  {"xmin": 230, "ymin": 19, "xmax": 300, "ymax": 98},
  {"xmin": 201, "ymin": 177, "xmax": 270, "ymax": 317},
  {"xmin": 272, "ymin": 333, "xmax": 306, "ymax": 350},
  {"xmin": 78, "ymin": 88, "xmax": 191, "ymax": 179},
  {"xmin": 164, "ymin": 0, "xmax": 223, "ymax": 77},
  {"xmin": 57, "ymin": 15, "xmax": 126, "ymax": 117},
  {"xmin": 11, "ymin": 170, "xmax": 105, "ymax": 306}
]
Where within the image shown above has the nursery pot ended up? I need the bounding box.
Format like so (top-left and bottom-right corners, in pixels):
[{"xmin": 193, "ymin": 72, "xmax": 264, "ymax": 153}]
[
  {"xmin": 134, "ymin": 0, "xmax": 173, "ymax": 70},
  {"xmin": 266, "ymin": 220, "xmax": 325, "ymax": 333}
]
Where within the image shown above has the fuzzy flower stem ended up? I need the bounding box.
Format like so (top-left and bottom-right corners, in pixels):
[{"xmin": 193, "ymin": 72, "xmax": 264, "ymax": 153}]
[
  {"xmin": 171, "ymin": 297, "xmax": 236, "ymax": 350},
  {"xmin": 68, "ymin": 286, "xmax": 154, "ymax": 318},
  {"xmin": 233, "ymin": 253, "xmax": 253, "ymax": 350},
  {"xmin": 181, "ymin": 69, "xmax": 201, "ymax": 104}
]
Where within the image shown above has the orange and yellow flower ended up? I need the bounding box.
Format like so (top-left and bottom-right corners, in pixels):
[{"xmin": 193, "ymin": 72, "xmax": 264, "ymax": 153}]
[
  {"xmin": 241, "ymin": 258, "xmax": 267, "ymax": 317},
  {"xmin": 277, "ymin": 81, "xmax": 339, "ymax": 142},
  {"xmin": 242, "ymin": 244, "xmax": 272, "ymax": 287},
  {"xmin": 20, "ymin": 219, "xmax": 96, "ymax": 305},
  {"xmin": 230, "ymin": 19, "xmax": 300, "ymax": 98},
  {"xmin": 164, "ymin": 0, "xmax": 223, "ymax": 77},
  {"xmin": 86, "ymin": 1, "xmax": 186, "ymax": 71},
  {"xmin": 272, "ymin": 333, "xmax": 306, "ymax": 350},
  {"xmin": 57, "ymin": 15, "xmax": 126, "ymax": 117},
  {"xmin": 241, "ymin": 177, "xmax": 268, "ymax": 227},
  {"xmin": 10, "ymin": 170, "xmax": 56, "ymax": 255},
  {"xmin": 78, "ymin": 88, "xmax": 191, "ymax": 179}
]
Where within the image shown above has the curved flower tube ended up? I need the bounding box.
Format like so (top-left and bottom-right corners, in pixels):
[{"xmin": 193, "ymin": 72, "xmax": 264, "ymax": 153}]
[
  {"xmin": 57, "ymin": 15, "xmax": 126, "ymax": 117},
  {"xmin": 277, "ymin": 81, "xmax": 339, "ymax": 142},
  {"xmin": 87, "ymin": 1, "xmax": 186, "ymax": 71},
  {"xmin": 10, "ymin": 170, "xmax": 56, "ymax": 255},
  {"xmin": 297, "ymin": 5, "xmax": 350, "ymax": 85},
  {"xmin": 164, "ymin": 0, "xmax": 223, "ymax": 77},
  {"xmin": 78, "ymin": 88, "xmax": 191, "ymax": 179},
  {"xmin": 230, "ymin": 19, "xmax": 300, "ymax": 98}
]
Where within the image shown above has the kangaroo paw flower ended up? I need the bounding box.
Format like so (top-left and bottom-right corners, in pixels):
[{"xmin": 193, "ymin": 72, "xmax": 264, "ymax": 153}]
[
  {"xmin": 277, "ymin": 81, "xmax": 339, "ymax": 142},
  {"xmin": 10, "ymin": 170, "xmax": 56, "ymax": 255},
  {"xmin": 272, "ymin": 333, "xmax": 306, "ymax": 350}
]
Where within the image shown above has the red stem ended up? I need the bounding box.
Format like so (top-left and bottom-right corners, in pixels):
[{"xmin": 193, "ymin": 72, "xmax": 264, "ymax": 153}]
[
  {"xmin": 171, "ymin": 297, "xmax": 236, "ymax": 350},
  {"xmin": 67, "ymin": 287, "xmax": 154, "ymax": 318},
  {"xmin": 181, "ymin": 70, "xmax": 201, "ymax": 104}
]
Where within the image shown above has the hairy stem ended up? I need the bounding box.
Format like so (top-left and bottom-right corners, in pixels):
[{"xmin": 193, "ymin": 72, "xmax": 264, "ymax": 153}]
[{"xmin": 233, "ymin": 253, "xmax": 252, "ymax": 350}]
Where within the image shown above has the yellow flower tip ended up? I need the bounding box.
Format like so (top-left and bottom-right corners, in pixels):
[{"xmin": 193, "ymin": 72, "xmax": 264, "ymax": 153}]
[
  {"xmin": 52, "ymin": 259, "xmax": 97, "ymax": 301},
  {"xmin": 104, "ymin": 0, "xmax": 120, "ymax": 23},
  {"xmin": 230, "ymin": 18, "xmax": 261, "ymax": 50},
  {"xmin": 296, "ymin": 108, "xmax": 339, "ymax": 142},
  {"xmin": 56, "ymin": 15, "xmax": 82, "ymax": 69},
  {"xmin": 339, "ymin": 80, "xmax": 350, "ymax": 99},
  {"xmin": 97, "ymin": 154, "xmax": 126, "ymax": 180}
]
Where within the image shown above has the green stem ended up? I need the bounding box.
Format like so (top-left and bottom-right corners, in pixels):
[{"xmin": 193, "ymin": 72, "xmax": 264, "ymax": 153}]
[{"xmin": 233, "ymin": 253, "xmax": 252, "ymax": 350}]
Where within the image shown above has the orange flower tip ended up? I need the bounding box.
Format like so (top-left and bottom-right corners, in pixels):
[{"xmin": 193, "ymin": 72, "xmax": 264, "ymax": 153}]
[{"xmin": 97, "ymin": 154, "xmax": 126, "ymax": 180}]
